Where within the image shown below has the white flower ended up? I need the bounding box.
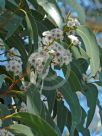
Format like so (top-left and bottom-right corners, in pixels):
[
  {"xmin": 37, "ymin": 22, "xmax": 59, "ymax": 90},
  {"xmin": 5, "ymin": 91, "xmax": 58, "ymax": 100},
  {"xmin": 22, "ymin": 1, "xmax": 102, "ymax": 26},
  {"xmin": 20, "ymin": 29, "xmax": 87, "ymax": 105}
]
[
  {"xmin": 67, "ymin": 18, "xmax": 80, "ymax": 28},
  {"xmin": 42, "ymin": 31, "xmax": 51, "ymax": 36},
  {"xmin": 48, "ymin": 42, "xmax": 72, "ymax": 66},
  {"xmin": 68, "ymin": 35, "xmax": 81, "ymax": 46},
  {"xmin": 6, "ymin": 59, "xmax": 22, "ymax": 76},
  {"xmin": 42, "ymin": 28, "xmax": 63, "ymax": 45},
  {"xmin": 0, "ymin": 128, "xmax": 14, "ymax": 136},
  {"xmin": 20, "ymin": 102, "xmax": 27, "ymax": 112},
  {"xmin": 42, "ymin": 34, "xmax": 53, "ymax": 45},
  {"xmin": 51, "ymin": 28, "xmax": 63, "ymax": 40},
  {"xmin": 5, "ymin": 48, "xmax": 23, "ymax": 75},
  {"xmin": 28, "ymin": 51, "xmax": 50, "ymax": 77}
]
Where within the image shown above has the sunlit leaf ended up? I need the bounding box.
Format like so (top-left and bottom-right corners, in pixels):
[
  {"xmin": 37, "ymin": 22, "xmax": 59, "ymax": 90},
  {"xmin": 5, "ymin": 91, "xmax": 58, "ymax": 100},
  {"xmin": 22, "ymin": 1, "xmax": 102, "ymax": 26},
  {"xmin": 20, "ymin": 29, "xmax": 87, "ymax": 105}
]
[
  {"xmin": 83, "ymin": 84, "xmax": 98, "ymax": 128},
  {"xmin": 12, "ymin": 112, "xmax": 59, "ymax": 136},
  {"xmin": 77, "ymin": 26, "xmax": 100, "ymax": 76},
  {"xmin": 9, "ymin": 124, "xmax": 34, "ymax": 136},
  {"xmin": 36, "ymin": 0, "xmax": 63, "ymax": 28}
]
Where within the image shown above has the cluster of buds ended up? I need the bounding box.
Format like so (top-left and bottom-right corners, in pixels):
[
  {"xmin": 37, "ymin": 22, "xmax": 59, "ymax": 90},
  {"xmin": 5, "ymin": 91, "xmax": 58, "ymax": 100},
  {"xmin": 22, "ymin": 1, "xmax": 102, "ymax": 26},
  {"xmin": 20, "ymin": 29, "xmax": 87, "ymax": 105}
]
[
  {"xmin": 28, "ymin": 50, "xmax": 50, "ymax": 78},
  {"xmin": 68, "ymin": 35, "xmax": 81, "ymax": 46},
  {"xmin": 42, "ymin": 28, "xmax": 63, "ymax": 45},
  {"xmin": 66, "ymin": 18, "xmax": 81, "ymax": 46},
  {"xmin": 67, "ymin": 18, "xmax": 80, "ymax": 28},
  {"xmin": 48, "ymin": 42, "xmax": 72, "ymax": 66},
  {"xmin": 5, "ymin": 48, "xmax": 23, "ymax": 76}
]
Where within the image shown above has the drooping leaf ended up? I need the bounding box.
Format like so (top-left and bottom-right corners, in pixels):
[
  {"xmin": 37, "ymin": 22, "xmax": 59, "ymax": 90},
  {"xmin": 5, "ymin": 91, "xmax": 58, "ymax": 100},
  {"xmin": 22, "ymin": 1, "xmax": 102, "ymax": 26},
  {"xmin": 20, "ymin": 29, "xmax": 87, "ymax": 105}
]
[
  {"xmin": 97, "ymin": 100, "xmax": 102, "ymax": 125},
  {"xmin": 70, "ymin": 59, "xmax": 89, "ymax": 83},
  {"xmin": 9, "ymin": 124, "xmax": 34, "ymax": 136},
  {"xmin": 71, "ymin": 46, "xmax": 89, "ymax": 60},
  {"xmin": 0, "ymin": 10, "xmax": 22, "ymax": 40},
  {"xmin": 0, "ymin": 104, "xmax": 12, "ymax": 127},
  {"xmin": 77, "ymin": 107, "xmax": 90, "ymax": 136},
  {"xmin": 59, "ymin": 80, "xmax": 82, "ymax": 135},
  {"xmin": 26, "ymin": 84, "xmax": 61, "ymax": 135},
  {"xmin": 68, "ymin": 70, "xmax": 82, "ymax": 92},
  {"xmin": 26, "ymin": 85, "xmax": 42, "ymax": 115},
  {"xmin": 83, "ymin": 84, "xmax": 98, "ymax": 128},
  {"xmin": 45, "ymin": 71, "xmax": 82, "ymax": 136},
  {"xmin": 20, "ymin": 10, "xmax": 38, "ymax": 52},
  {"xmin": 36, "ymin": 0, "xmax": 63, "ymax": 28},
  {"xmin": 77, "ymin": 26, "xmax": 100, "ymax": 76},
  {"xmin": 57, "ymin": 101, "xmax": 68, "ymax": 133},
  {"xmin": 42, "ymin": 89, "xmax": 56, "ymax": 114},
  {"xmin": 12, "ymin": 112, "xmax": 59, "ymax": 136}
]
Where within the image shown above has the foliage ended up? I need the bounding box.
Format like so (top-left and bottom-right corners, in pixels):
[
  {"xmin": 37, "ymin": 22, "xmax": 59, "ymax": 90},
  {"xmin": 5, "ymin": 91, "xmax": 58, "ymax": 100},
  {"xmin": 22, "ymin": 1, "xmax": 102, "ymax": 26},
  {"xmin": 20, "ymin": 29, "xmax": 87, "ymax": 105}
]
[{"xmin": 0, "ymin": 0, "xmax": 102, "ymax": 136}]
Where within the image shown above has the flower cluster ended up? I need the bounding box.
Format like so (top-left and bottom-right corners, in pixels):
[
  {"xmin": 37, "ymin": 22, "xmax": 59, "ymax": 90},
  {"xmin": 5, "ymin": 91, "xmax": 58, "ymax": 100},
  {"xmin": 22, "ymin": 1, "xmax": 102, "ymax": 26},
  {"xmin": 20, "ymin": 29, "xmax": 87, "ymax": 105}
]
[
  {"xmin": 6, "ymin": 59, "xmax": 22, "ymax": 76},
  {"xmin": 28, "ymin": 51, "xmax": 50, "ymax": 77},
  {"xmin": 66, "ymin": 18, "xmax": 81, "ymax": 46},
  {"xmin": 68, "ymin": 35, "xmax": 81, "ymax": 46},
  {"xmin": 48, "ymin": 42, "xmax": 72, "ymax": 66},
  {"xmin": 5, "ymin": 48, "xmax": 23, "ymax": 76},
  {"xmin": 42, "ymin": 28, "xmax": 63, "ymax": 45},
  {"xmin": 67, "ymin": 18, "xmax": 80, "ymax": 28}
]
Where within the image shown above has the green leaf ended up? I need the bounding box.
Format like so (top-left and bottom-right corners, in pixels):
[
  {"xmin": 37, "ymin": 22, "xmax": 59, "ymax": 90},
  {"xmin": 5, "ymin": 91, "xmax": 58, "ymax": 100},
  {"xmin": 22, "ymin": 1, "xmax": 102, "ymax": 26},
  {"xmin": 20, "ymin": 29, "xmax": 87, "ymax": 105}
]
[
  {"xmin": 0, "ymin": 0, "xmax": 5, "ymax": 9},
  {"xmin": 57, "ymin": 101, "xmax": 68, "ymax": 133},
  {"xmin": 45, "ymin": 72, "xmax": 82, "ymax": 135},
  {"xmin": 6, "ymin": 35, "xmax": 28, "ymax": 66},
  {"xmin": 59, "ymin": 81, "xmax": 82, "ymax": 135},
  {"xmin": 26, "ymin": 84, "xmax": 61, "ymax": 135},
  {"xmin": 21, "ymin": 10, "xmax": 38, "ymax": 52},
  {"xmin": 31, "ymin": 10, "xmax": 55, "ymax": 34},
  {"xmin": 65, "ymin": 0, "xmax": 85, "ymax": 23},
  {"xmin": 71, "ymin": 46, "xmax": 89, "ymax": 60},
  {"xmin": 77, "ymin": 107, "xmax": 90, "ymax": 136},
  {"xmin": 0, "ymin": 104, "xmax": 12, "ymax": 127},
  {"xmin": 68, "ymin": 70, "xmax": 82, "ymax": 92},
  {"xmin": 9, "ymin": 124, "xmax": 34, "ymax": 136},
  {"xmin": 12, "ymin": 112, "xmax": 58, "ymax": 136},
  {"xmin": 26, "ymin": 85, "xmax": 42, "ymax": 115},
  {"xmin": 5, "ymin": 14, "xmax": 22, "ymax": 39},
  {"xmin": 36, "ymin": 0, "xmax": 63, "ymax": 28},
  {"xmin": 28, "ymin": 0, "xmax": 38, "ymax": 9},
  {"xmin": 0, "ymin": 74, "xmax": 6, "ymax": 88},
  {"xmin": 83, "ymin": 84, "xmax": 98, "ymax": 128},
  {"xmin": 99, "ymin": 72, "xmax": 102, "ymax": 82},
  {"xmin": 97, "ymin": 100, "xmax": 102, "ymax": 124},
  {"xmin": 77, "ymin": 26, "xmax": 100, "ymax": 76},
  {"xmin": 42, "ymin": 89, "xmax": 56, "ymax": 114}
]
